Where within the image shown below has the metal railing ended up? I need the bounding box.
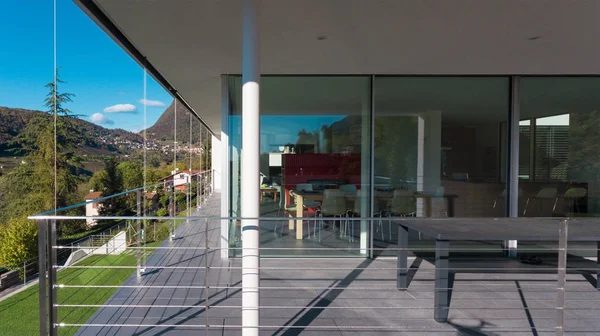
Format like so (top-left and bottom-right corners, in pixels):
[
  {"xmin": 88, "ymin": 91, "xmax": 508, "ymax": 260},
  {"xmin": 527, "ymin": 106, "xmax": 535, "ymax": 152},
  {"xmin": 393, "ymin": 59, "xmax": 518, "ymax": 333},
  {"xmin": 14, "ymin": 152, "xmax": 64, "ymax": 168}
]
[
  {"xmin": 28, "ymin": 210, "xmax": 600, "ymax": 335},
  {"xmin": 26, "ymin": 170, "xmax": 214, "ymax": 335},
  {"xmin": 0, "ymin": 221, "xmax": 134, "ymax": 297}
]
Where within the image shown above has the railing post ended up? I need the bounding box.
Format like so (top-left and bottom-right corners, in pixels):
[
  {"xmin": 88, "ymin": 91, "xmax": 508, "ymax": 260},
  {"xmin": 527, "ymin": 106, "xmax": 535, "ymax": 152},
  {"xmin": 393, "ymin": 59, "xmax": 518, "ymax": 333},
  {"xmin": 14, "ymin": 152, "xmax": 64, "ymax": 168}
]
[
  {"xmin": 48, "ymin": 220, "xmax": 58, "ymax": 336},
  {"xmin": 37, "ymin": 219, "xmax": 47, "ymax": 336},
  {"xmin": 136, "ymin": 189, "xmax": 142, "ymax": 275},
  {"xmin": 197, "ymin": 174, "xmax": 201, "ymax": 209},
  {"xmin": 204, "ymin": 218, "xmax": 210, "ymax": 335},
  {"xmin": 186, "ymin": 176, "xmax": 190, "ymax": 225},
  {"xmin": 556, "ymin": 219, "xmax": 568, "ymax": 336},
  {"xmin": 169, "ymin": 186, "xmax": 174, "ymax": 241},
  {"xmin": 23, "ymin": 261, "xmax": 26, "ymax": 285}
]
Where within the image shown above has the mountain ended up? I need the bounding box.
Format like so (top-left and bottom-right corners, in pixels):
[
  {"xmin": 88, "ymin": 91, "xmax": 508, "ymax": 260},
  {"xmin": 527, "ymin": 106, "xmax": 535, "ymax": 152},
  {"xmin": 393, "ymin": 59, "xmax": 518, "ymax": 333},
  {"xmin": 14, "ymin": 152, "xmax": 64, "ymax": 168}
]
[
  {"xmin": 143, "ymin": 100, "xmax": 208, "ymax": 144},
  {"xmin": 0, "ymin": 106, "xmax": 144, "ymax": 156}
]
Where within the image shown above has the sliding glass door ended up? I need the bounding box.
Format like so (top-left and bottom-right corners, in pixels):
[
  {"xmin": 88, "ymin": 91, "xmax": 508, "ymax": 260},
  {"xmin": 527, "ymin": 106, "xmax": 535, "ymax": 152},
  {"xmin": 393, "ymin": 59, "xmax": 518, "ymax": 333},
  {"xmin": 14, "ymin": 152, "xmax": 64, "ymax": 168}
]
[
  {"xmin": 373, "ymin": 77, "xmax": 510, "ymax": 256},
  {"xmin": 228, "ymin": 76, "xmax": 372, "ymax": 257}
]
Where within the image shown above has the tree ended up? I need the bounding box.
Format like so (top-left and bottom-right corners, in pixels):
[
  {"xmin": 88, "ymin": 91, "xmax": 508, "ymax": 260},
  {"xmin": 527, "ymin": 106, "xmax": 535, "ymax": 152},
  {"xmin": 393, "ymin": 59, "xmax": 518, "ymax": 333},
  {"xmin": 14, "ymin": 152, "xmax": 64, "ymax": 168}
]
[
  {"xmin": 89, "ymin": 170, "xmax": 108, "ymax": 192},
  {"xmin": 0, "ymin": 217, "xmax": 38, "ymax": 277},
  {"xmin": 16, "ymin": 69, "xmax": 81, "ymax": 212},
  {"xmin": 201, "ymin": 138, "xmax": 211, "ymax": 172},
  {"xmin": 98, "ymin": 157, "xmax": 128, "ymax": 219},
  {"xmin": 118, "ymin": 161, "xmax": 143, "ymax": 191},
  {"xmin": 0, "ymin": 71, "xmax": 81, "ymax": 226}
]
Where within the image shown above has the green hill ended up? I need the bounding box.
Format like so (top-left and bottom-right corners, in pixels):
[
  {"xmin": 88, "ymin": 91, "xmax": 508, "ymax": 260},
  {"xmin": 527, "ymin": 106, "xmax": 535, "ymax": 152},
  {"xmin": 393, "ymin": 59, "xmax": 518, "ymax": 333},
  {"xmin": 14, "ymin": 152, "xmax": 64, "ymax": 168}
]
[
  {"xmin": 143, "ymin": 100, "xmax": 208, "ymax": 144},
  {"xmin": 0, "ymin": 106, "xmax": 144, "ymax": 156}
]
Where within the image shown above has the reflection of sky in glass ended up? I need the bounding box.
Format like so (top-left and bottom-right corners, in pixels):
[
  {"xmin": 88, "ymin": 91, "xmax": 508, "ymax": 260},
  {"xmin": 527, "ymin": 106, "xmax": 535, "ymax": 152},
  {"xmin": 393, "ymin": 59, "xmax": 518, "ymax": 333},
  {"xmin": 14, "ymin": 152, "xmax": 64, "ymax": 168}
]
[
  {"xmin": 229, "ymin": 115, "xmax": 346, "ymax": 153},
  {"xmin": 261, "ymin": 115, "xmax": 345, "ymax": 152}
]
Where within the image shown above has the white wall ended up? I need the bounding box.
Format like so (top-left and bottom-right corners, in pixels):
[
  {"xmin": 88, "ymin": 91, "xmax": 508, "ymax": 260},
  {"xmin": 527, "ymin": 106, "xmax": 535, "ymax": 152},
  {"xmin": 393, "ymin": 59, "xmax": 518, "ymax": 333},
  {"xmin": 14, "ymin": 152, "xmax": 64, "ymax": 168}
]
[
  {"xmin": 173, "ymin": 173, "xmax": 190, "ymax": 187},
  {"xmin": 85, "ymin": 201, "xmax": 99, "ymax": 226},
  {"xmin": 91, "ymin": 231, "xmax": 127, "ymax": 255},
  {"xmin": 212, "ymin": 134, "xmax": 222, "ymax": 191}
]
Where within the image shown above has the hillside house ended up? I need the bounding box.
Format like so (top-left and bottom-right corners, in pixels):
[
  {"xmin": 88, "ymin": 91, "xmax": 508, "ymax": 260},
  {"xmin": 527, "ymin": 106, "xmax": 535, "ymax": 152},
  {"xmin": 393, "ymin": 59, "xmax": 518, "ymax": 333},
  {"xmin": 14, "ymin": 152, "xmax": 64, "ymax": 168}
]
[
  {"xmin": 84, "ymin": 191, "xmax": 102, "ymax": 227},
  {"xmin": 159, "ymin": 169, "xmax": 204, "ymax": 193}
]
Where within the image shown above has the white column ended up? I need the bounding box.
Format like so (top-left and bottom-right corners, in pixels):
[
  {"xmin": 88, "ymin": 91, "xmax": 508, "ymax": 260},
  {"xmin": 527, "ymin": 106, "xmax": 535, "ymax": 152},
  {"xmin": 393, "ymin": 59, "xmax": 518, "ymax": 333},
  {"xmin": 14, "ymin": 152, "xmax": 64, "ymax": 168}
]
[
  {"xmin": 241, "ymin": 0, "xmax": 260, "ymax": 334},
  {"xmin": 416, "ymin": 111, "xmax": 442, "ymax": 216}
]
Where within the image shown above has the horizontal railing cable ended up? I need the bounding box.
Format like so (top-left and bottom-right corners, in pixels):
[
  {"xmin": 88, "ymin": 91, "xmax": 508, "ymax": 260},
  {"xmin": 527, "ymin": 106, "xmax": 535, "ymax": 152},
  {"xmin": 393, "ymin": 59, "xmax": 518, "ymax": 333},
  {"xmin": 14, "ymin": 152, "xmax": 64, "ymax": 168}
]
[{"xmin": 34, "ymin": 210, "xmax": 600, "ymax": 335}]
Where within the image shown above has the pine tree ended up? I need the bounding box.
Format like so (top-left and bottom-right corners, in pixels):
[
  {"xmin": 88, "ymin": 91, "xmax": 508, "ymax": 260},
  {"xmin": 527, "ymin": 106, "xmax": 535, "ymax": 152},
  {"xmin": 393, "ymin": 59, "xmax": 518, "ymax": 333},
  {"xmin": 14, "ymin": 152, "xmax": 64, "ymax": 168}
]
[{"xmin": 98, "ymin": 157, "xmax": 129, "ymax": 221}]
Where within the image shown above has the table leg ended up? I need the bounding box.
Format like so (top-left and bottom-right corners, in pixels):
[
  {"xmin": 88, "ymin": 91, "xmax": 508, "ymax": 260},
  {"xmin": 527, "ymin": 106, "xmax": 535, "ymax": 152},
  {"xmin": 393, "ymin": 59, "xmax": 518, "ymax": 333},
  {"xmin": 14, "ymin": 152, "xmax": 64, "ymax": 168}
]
[
  {"xmin": 447, "ymin": 197, "xmax": 455, "ymax": 217},
  {"xmin": 425, "ymin": 197, "xmax": 432, "ymax": 217},
  {"xmin": 296, "ymin": 195, "xmax": 304, "ymax": 240},
  {"xmin": 435, "ymin": 240, "xmax": 450, "ymax": 323},
  {"xmin": 397, "ymin": 224, "xmax": 409, "ymax": 289}
]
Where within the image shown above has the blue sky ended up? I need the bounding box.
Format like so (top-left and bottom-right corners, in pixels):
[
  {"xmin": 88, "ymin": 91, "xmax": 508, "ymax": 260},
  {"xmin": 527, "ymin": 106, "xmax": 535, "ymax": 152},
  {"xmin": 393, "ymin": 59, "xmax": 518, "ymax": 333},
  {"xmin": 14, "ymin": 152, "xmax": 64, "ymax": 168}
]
[{"xmin": 0, "ymin": 0, "xmax": 172, "ymax": 132}]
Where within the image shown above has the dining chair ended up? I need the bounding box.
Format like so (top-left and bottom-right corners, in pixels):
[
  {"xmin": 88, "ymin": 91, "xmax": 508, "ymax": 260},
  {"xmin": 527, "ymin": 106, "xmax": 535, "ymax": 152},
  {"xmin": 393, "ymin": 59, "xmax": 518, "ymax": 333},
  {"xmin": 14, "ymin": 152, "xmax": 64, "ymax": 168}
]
[
  {"xmin": 275, "ymin": 190, "xmax": 297, "ymax": 235},
  {"xmin": 562, "ymin": 187, "xmax": 587, "ymax": 215},
  {"xmin": 523, "ymin": 187, "xmax": 558, "ymax": 216},
  {"xmin": 295, "ymin": 183, "xmax": 320, "ymax": 236},
  {"xmin": 339, "ymin": 184, "xmax": 357, "ymax": 194},
  {"xmin": 352, "ymin": 189, "xmax": 382, "ymax": 241},
  {"xmin": 493, "ymin": 188, "xmax": 525, "ymax": 209},
  {"xmin": 389, "ymin": 189, "xmax": 416, "ymax": 241},
  {"xmin": 319, "ymin": 189, "xmax": 348, "ymax": 241}
]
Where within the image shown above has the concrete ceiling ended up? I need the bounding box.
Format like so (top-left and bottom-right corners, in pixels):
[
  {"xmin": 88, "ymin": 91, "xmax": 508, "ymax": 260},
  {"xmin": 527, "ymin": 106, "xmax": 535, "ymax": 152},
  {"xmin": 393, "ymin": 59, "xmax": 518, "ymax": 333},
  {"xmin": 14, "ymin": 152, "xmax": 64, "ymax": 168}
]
[{"xmin": 77, "ymin": 0, "xmax": 600, "ymax": 134}]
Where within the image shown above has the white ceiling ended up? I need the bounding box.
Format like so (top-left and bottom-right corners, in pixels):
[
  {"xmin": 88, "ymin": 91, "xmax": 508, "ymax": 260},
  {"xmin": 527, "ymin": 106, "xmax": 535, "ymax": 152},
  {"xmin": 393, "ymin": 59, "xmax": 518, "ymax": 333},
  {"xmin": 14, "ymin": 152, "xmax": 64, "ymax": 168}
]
[{"xmin": 79, "ymin": 0, "xmax": 600, "ymax": 134}]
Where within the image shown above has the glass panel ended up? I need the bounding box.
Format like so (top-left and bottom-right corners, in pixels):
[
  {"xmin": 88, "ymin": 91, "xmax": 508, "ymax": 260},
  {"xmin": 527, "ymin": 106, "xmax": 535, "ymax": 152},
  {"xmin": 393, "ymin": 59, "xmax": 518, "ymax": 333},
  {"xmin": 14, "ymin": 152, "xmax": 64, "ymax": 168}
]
[
  {"xmin": 520, "ymin": 77, "xmax": 600, "ymax": 257},
  {"xmin": 373, "ymin": 77, "xmax": 509, "ymax": 256},
  {"xmin": 228, "ymin": 76, "xmax": 371, "ymax": 257}
]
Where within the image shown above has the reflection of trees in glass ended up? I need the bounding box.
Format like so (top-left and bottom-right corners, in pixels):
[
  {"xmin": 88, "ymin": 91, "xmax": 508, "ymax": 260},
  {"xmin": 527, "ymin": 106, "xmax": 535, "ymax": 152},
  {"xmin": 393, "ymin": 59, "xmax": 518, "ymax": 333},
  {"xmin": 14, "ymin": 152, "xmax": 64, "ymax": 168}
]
[
  {"xmin": 374, "ymin": 117, "xmax": 418, "ymax": 188},
  {"xmin": 568, "ymin": 111, "xmax": 600, "ymax": 211},
  {"xmin": 294, "ymin": 116, "xmax": 362, "ymax": 154}
]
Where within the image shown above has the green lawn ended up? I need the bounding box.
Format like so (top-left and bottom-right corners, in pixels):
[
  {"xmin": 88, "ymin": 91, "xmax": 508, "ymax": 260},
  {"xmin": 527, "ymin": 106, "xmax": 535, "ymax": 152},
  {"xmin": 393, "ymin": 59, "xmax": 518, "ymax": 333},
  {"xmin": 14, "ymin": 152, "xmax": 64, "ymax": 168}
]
[
  {"xmin": 0, "ymin": 241, "xmax": 161, "ymax": 336},
  {"xmin": 0, "ymin": 208, "xmax": 193, "ymax": 335}
]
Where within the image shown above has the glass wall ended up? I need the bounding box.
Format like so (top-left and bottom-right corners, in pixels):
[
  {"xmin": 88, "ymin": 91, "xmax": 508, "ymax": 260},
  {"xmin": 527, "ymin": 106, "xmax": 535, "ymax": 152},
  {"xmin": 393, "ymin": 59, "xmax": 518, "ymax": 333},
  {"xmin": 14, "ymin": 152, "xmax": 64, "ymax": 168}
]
[
  {"xmin": 228, "ymin": 76, "xmax": 372, "ymax": 256},
  {"xmin": 227, "ymin": 75, "xmax": 600, "ymax": 258},
  {"xmin": 520, "ymin": 77, "xmax": 600, "ymax": 218},
  {"xmin": 519, "ymin": 77, "xmax": 600, "ymax": 257},
  {"xmin": 373, "ymin": 77, "xmax": 510, "ymax": 256}
]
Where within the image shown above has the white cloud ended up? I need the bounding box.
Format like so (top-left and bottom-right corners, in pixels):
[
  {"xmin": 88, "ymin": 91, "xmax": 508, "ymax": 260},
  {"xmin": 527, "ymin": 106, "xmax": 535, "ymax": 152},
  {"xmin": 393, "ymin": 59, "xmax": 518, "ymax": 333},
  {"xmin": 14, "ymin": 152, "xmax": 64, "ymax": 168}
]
[
  {"xmin": 104, "ymin": 103, "xmax": 137, "ymax": 113},
  {"xmin": 139, "ymin": 99, "xmax": 166, "ymax": 107},
  {"xmin": 90, "ymin": 113, "xmax": 114, "ymax": 125}
]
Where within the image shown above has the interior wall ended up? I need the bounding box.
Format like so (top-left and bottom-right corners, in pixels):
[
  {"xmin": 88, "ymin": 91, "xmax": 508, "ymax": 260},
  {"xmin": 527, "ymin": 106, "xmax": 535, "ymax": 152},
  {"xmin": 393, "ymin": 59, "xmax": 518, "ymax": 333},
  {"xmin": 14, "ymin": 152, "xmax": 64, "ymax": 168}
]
[{"xmin": 212, "ymin": 135, "xmax": 221, "ymax": 191}]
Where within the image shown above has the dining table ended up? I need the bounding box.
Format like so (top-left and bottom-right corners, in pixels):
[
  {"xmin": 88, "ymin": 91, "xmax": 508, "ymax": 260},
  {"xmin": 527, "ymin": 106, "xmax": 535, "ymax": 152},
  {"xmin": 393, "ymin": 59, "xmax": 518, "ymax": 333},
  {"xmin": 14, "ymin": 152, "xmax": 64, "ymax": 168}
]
[{"xmin": 290, "ymin": 190, "xmax": 457, "ymax": 240}]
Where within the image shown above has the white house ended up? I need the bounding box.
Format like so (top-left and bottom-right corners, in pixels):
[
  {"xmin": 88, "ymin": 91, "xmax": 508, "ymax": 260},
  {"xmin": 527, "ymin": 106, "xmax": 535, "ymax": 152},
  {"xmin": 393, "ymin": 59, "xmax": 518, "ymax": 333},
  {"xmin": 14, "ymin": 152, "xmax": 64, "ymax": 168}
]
[
  {"xmin": 160, "ymin": 169, "xmax": 204, "ymax": 193},
  {"xmin": 84, "ymin": 191, "xmax": 102, "ymax": 227}
]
